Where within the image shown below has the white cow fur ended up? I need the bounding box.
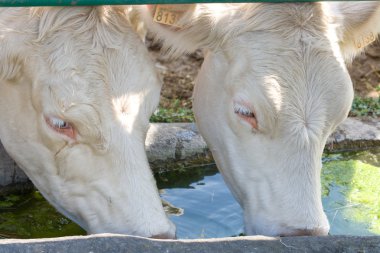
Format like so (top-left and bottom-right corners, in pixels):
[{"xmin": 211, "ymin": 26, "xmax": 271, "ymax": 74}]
[
  {"xmin": 139, "ymin": 2, "xmax": 380, "ymax": 236},
  {"xmin": 0, "ymin": 7, "xmax": 175, "ymax": 238}
]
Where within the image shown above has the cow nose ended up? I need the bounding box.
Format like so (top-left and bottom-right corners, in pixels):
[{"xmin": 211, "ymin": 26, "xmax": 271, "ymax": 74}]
[
  {"xmin": 150, "ymin": 231, "xmax": 176, "ymax": 239},
  {"xmin": 281, "ymin": 227, "xmax": 329, "ymax": 237}
]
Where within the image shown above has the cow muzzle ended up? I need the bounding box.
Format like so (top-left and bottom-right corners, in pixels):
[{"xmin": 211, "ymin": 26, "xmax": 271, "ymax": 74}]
[{"xmin": 278, "ymin": 226, "xmax": 329, "ymax": 237}]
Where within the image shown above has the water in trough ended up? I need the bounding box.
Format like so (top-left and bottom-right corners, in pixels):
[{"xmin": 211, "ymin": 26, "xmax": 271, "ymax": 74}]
[{"xmin": 0, "ymin": 148, "xmax": 379, "ymax": 239}]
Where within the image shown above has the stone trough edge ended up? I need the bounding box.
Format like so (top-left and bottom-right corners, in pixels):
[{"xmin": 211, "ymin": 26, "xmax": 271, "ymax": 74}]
[
  {"xmin": 0, "ymin": 233, "xmax": 379, "ymax": 253},
  {"xmin": 145, "ymin": 117, "xmax": 380, "ymax": 168}
]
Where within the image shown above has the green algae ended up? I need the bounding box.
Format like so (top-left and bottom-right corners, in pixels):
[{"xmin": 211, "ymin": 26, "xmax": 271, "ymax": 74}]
[
  {"xmin": 322, "ymin": 158, "xmax": 380, "ymax": 234},
  {"xmin": 0, "ymin": 191, "xmax": 85, "ymax": 238}
]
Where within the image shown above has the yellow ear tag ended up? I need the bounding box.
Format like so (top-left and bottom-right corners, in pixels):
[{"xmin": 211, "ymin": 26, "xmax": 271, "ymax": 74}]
[
  {"xmin": 354, "ymin": 32, "xmax": 376, "ymax": 49},
  {"xmin": 153, "ymin": 5, "xmax": 187, "ymax": 28}
]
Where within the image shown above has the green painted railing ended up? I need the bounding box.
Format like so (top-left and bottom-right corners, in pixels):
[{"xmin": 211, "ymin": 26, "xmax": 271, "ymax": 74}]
[{"xmin": 0, "ymin": 0, "xmax": 376, "ymax": 7}]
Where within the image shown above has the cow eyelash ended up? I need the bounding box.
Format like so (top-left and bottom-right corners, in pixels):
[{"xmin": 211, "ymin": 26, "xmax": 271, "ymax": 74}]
[
  {"xmin": 233, "ymin": 103, "xmax": 255, "ymax": 118},
  {"xmin": 233, "ymin": 101, "xmax": 258, "ymax": 130},
  {"xmin": 49, "ymin": 117, "xmax": 70, "ymax": 129},
  {"xmin": 45, "ymin": 116, "xmax": 76, "ymax": 140}
]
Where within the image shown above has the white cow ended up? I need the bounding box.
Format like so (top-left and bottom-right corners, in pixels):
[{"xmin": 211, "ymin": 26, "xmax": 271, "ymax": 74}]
[
  {"xmin": 0, "ymin": 7, "xmax": 175, "ymax": 239},
  {"xmin": 139, "ymin": 2, "xmax": 380, "ymax": 236}
]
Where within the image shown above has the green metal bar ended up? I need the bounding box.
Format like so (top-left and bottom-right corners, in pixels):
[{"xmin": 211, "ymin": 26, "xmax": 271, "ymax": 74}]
[{"xmin": 0, "ymin": 0, "xmax": 375, "ymax": 7}]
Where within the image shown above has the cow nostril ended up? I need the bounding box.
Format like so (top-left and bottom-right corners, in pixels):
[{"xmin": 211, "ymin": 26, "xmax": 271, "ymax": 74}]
[
  {"xmin": 281, "ymin": 227, "xmax": 329, "ymax": 237},
  {"xmin": 150, "ymin": 232, "xmax": 176, "ymax": 240}
]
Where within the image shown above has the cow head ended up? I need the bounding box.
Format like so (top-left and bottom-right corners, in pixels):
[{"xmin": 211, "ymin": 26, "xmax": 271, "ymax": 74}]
[
  {"xmin": 140, "ymin": 3, "xmax": 380, "ymax": 236},
  {"xmin": 0, "ymin": 7, "xmax": 175, "ymax": 238}
]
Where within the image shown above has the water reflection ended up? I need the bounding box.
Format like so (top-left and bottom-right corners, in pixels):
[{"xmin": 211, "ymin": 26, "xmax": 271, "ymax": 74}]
[
  {"xmin": 156, "ymin": 166, "xmax": 244, "ymax": 239},
  {"xmin": 157, "ymin": 148, "xmax": 380, "ymax": 238},
  {"xmin": 322, "ymin": 148, "xmax": 380, "ymax": 235},
  {"xmin": 324, "ymin": 185, "xmax": 375, "ymax": 236}
]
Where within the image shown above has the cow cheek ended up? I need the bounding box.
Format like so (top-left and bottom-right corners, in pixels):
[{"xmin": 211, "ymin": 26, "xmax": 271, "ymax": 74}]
[{"xmin": 55, "ymin": 144, "xmax": 102, "ymax": 183}]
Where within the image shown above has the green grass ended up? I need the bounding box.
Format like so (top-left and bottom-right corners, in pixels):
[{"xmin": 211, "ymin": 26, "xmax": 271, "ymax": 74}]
[
  {"xmin": 350, "ymin": 97, "xmax": 380, "ymax": 117},
  {"xmin": 150, "ymin": 99, "xmax": 194, "ymax": 123},
  {"xmin": 150, "ymin": 106, "xmax": 194, "ymax": 123},
  {"xmin": 149, "ymin": 96, "xmax": 379, "ymax": 123}
]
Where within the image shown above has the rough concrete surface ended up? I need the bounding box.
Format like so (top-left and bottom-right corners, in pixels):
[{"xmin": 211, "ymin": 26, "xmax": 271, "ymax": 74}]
[
  {"xmin": 0, "ymin": 142, "xmax": 29, "ymax": 186},
  {"xmin": 146, "ymin": 123, "xmax": 207, "ymax": 162},
  {"xmin": 0, "ymin": 234, "xmax": 380, "ymax": 253},
  {"xmin": 326, "ymin": 117, "xmax": 380, "ymax": 151}
]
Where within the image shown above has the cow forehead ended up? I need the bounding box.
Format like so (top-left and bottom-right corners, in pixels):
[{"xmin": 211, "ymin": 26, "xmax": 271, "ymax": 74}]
[
  {"xmin": 222, "ymin": 13, "xmax": 351, "ymax": 142},
  {"xmin": 35, "ymin": 10, "xmax": 112, "ymax": 80},
  {"xmin": 32, "ymin": 46, "xmax": 109, "ymax": 117},
  {"xmin": 28, "ymin": 7, "xmax": 135, "ymax": 106}
]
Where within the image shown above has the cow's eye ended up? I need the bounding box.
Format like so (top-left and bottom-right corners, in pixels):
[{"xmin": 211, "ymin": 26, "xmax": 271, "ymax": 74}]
[
  {"xmin": 234, "ymin": 106, "xmax": 255, "ymax": 118},
  {"xmin": 50, "ymin": 117, "xmax": 69, "ymax": 129},
  {"xmin": 45, "ymin": 116, "xmax": 76, "ymax": 139},
  {"xmin": 233, "ymin": 101, "xmax": 258, "ymax": 130}
]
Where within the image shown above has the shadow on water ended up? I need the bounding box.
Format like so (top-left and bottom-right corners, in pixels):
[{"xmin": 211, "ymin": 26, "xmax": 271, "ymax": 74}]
[
  {"xmin": 155, "ymin": 164, "xmax": 218, "ymax": 189},
  {"xmin": 0, "ymin": 191, "xmax": 85, "ymax": 239},
  {"xmin": 323, "ymin": 147, "xmax": 380, "ymax": 167}
]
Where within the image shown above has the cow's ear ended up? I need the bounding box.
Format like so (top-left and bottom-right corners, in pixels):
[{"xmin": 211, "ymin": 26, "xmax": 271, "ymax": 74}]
[
  {"xmin": 137, "ymin": 4, "xmax": 232, "ymax": 55},
  {"xmin": 330, "ymin": 2, "xmax": 380, "ymax": 61}
]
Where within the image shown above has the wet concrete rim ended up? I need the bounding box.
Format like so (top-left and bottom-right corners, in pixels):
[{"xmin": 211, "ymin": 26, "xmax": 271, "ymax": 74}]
[{"xmin": 0, "ymin": 234, "xmax": 380, "ymax": 253}]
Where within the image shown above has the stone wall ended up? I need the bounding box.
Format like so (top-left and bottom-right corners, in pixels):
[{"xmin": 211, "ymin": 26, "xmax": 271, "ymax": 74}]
[{"xmin": 0, "ymin": 141, "xmax": 32, "ymax": 195}]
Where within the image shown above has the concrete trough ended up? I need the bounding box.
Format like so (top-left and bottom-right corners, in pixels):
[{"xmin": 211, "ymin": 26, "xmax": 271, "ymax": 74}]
[{"xmin": 0, "ymin": 234, "xmax": 380, "ymax": 253}]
